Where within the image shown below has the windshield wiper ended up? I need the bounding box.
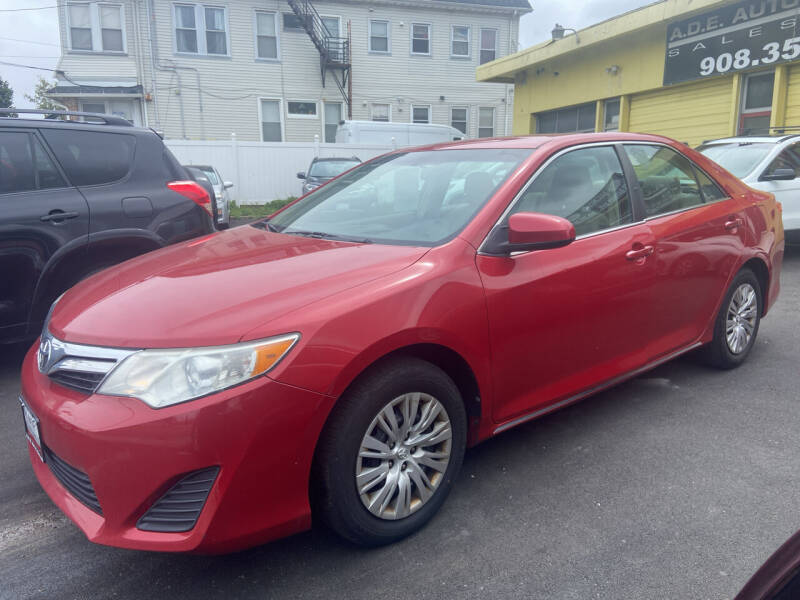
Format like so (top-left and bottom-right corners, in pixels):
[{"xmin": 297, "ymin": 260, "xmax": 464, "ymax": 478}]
[
  {"xmin": 250, "ymin": 220, "xmax": 282, "ymax": 232},
  {"xmin": 283, "ymin": 229, "xmax": 373, "ymax": 244}
]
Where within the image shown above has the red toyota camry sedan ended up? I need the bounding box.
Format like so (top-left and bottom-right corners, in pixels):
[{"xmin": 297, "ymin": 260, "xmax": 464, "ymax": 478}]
[{"xmin": 20, "ymin": 133, "xmax": 784, "ymax": 553}]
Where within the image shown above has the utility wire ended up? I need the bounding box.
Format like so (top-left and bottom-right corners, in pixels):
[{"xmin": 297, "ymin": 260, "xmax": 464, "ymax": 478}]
[
  {"xmin": 0, "ymin": 36, "xmax": 62, "ymax": 48},
  {"xmin": 0, "ymin": 5, "xmax": 59, "ymax": 12},
  {"xmin": 0, "ymin": 60, "xmax": 58, "ymax": 72}
]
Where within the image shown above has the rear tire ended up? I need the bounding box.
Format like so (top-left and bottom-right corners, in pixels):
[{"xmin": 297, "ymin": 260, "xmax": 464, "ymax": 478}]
[
  {"xmin": 313, "ymin": 357, "xmax": 467, "ymax": 546},
  {"xmin": 702, "ymin": 268, "xmax": 762, "ymax": 370}
]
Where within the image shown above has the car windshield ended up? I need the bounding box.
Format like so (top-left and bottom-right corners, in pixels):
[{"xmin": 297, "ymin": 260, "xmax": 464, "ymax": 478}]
[
  {"xmin": 696, "ymin": 142, "xmax": 774, "ymax": 178},
  {"xmin": 267, "ymin": 148, "xmax": 531, "ymax": 246},
  {"xmin": 199, "ymin": 167, "xmax": 219, "ymax": 185},
  {"xmin": 308, "ymin": 160, "xmax": 360, "ymax": 178}
]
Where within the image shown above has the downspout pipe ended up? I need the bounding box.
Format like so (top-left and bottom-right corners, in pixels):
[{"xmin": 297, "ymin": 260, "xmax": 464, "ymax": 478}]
[{"xmin": 147, "ymin": 0, "xmax": 188, "ymax": 138}]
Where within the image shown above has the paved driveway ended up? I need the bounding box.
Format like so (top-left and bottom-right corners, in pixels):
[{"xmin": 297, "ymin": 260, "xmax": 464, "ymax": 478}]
[{"xmin": 1, "ymin": 245, "xmax": 799, "ymax": 600}]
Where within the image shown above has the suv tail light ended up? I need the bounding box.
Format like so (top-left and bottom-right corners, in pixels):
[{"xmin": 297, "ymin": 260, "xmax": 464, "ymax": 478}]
[{"xmin": 167, "ymin": 181, "xmax": 212, "ymax": 218}]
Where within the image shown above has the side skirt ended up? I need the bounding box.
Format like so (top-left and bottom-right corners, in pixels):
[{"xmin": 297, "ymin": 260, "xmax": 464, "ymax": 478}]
[{"xmin": 492, "ymin": 342, "xmax": 703, "ymax": 435}]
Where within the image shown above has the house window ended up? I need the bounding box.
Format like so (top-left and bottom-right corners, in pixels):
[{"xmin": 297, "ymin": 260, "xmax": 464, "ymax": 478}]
[
  {"xmin": 287, "ymin": 101, "xmax": 318, "ymax": 118},
  {"xmin": 260, "ymin": 99, "xmax": 282, "ymax": 142},
  {"xmin": 174, "ymin": 4, "xmax": 228, "ymax": 56},
  {"xmin": 324, "ymin": 102, "xmax": 342, "ymax": 143},
  {"xmin": 739, "ymin": 72, "xmax": 774, "ymax": 136},
  {"xmin": 255, "ymin": 11, "xmax": 278, "ymax": 60},
  {"xmin": 478, "ymin": 107, "xmax": 494, "ymax": 137},
  {"xmin": 480, "ymin": 29, "xmax": 497, "ymax": 64},
  {"xmin": 604, "ymin": 98, "xmax": 620, "ymax": 131},
  {"xmin": 283, "ymin": 12, "xmax": 304, "ymax": 31},
  {"xmin": 451, "ymin": 25, "xmax": 470, "ymax": 58},
  {"xmin": 411, "ymin": 24, "xmax": 430, "ymax": 55},
  {"xmin": 370, "ymin": 20, "xmax": 390, "ymax": 53},
  {"xmin": 67, "ymin": 2, "xmax": 124, "ymax": 52},
  {"xmin": 412, "ymin": 105, "xmax": 430, "ymax": 124},
  {"xmin": 80, "ymin": 102, "xmax": 106, "ymax": 114},
  {"xmin": 536, "ymin": 102, "xmax": 596, "ymax": 134},
  {"xmin": 371, "ymin": 103, "xmax": 390, "ymax": 122},
  {"xmin": 321, "ymin": 16, "xmax": 340, "ymax": 37},
  {"xmin": 451, "ymin": 107, "xmax": 468, "ymax": 134}
]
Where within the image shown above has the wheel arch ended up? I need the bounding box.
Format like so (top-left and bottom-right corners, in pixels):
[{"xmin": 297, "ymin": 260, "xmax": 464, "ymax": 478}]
[
  {"xmin": 741, "ymin": 256, "xmax": 770, "ymax": 316},
  {"xmin": 29, "ymin": 231, "xmax": 164, "ymax": 332}
]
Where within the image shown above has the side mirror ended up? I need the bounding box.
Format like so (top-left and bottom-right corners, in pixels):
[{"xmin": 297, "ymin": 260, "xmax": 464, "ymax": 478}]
[
  {"xmin": 296, "ymin": 172, "xmax": 306, "ymax": 180},
  {"xmin": 223, "ymin": 181, "xmax": 234, "ymax": 189},
  {"xmin": 483, "ymin": 212, "xmax": 576, "ymax": 256},
  {"xmin": 761, "ymin": 168, "xmax": 796, "ymax": 181}
]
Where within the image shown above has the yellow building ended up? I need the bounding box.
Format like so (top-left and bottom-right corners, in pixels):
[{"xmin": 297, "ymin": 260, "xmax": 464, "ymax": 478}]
[{"xmin": 477, "ymin": 0, "xmax": 800, "ymax": 147}]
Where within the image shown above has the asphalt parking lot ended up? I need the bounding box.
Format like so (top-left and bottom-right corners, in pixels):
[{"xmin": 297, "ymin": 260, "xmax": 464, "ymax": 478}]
[{"xmin": 1, "ymin": 244, "xmax": 799, "ymax": 600}]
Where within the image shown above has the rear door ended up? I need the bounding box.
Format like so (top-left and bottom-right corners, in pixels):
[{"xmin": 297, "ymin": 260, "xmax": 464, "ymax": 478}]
[
  {"xmin": 621, "ymin": 143, "xmax": 745, "ymax": 354},
  {"xmin": 0, "ymin": 128, "xmax": 89, "ymax": 339},
  {"xmin": 478, "ymin": 144, "xmax": 658, "ymax": 425}
]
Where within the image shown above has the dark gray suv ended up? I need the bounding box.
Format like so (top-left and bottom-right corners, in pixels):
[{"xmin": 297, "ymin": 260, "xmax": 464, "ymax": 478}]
[{"xmin": 0, "ymin": 109, "xmax": 215, "ymax": 344}]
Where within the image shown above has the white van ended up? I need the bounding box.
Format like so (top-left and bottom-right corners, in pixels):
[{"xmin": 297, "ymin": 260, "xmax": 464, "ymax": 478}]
[{"xmin": 335, "ymin": 120, "xmax": 466, "ymax": 147}]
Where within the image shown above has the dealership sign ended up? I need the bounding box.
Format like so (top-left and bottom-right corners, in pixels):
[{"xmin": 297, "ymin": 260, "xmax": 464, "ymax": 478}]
[{"xmin": 664, "ymin": 0, "xmax": 800, "ymax": 85}]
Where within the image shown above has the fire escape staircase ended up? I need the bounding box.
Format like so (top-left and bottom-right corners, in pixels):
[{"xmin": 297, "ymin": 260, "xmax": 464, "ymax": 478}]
[{"xmin": 286, "ymin": 0, "xmax": 351, "ymax": 116}]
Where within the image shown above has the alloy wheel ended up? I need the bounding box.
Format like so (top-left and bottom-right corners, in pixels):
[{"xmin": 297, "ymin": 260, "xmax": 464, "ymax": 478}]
[
  {"xmin": 726, "ymin": 282, "xmax": 758, "ymax": 355},
  {"xmin": 356, "ymin": 392, "xmax": 452, "ymax": 521}
]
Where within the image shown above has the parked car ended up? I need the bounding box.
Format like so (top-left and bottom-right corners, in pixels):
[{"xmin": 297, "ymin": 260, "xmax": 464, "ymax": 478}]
[
  {"xmin": 335, "ymin": 120, "xmax": 465, "ymax": 146},
  {"xmin": 184, "ymin": 164, "xmax": 232, "ymax": 229},
  {"xmin": 297, "ymin": 156, "xmax": 360, "ymax": 195},
  {"xmin": 0, "ymin": 108, "xmax": 214, "ymax": 344},
  {"xmin": 183, "ymin": 165, "xmax": 230, "ymax": 229},
  {"xmin": 20, "ymin": 132, "xmax": 783, "ymax": 554},
  {"xmin": 697, "ymin": 135, "xmax": 800, "ymax": 242},
  {"xmin": 735, "ymin": 528, "xmax": 800, "ymax": 600}
]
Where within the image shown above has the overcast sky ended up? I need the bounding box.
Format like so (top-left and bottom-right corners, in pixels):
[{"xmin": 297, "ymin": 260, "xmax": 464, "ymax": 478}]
[{"xmin": 0, "ymin": 0, "xmax": 653, "ymax": 108}]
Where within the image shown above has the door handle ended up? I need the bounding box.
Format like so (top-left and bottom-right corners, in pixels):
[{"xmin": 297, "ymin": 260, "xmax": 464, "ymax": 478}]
[
  {"xmin": 40, "ymin": 211, "xmax": 79, "ymax": 222},
  {"xmin": 724, "ymin": 218, "xmax": 743, "ymax": 232},
  {"xmin": 626, "ymin": 245, "xmax": 655, "ymax": 261}
]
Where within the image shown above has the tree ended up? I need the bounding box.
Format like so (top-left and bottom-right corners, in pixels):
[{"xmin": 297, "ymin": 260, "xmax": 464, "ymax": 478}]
[
  {"xmin": 25, "ymin": 76, "xmax": 60, "ymax": 111},
  {"xmin": 0, "ymin": 76, "xmax": 13, "ymax": 109}
]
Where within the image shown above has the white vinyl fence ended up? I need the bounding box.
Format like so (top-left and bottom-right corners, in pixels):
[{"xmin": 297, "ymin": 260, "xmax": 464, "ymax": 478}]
[{"xmin": 165, "ymin": 137, "xmax": 394, "ymax": 204}]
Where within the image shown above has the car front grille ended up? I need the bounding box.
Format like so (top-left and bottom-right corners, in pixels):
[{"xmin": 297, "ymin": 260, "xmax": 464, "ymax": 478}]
[
  {"xmin": 137, "ymin": 467, "xmax": 220, "ymax": 533},
  {"xmin": 37, "ymin": 330, "xmax": 137, "ymax": 395},
  {"xmin": 43, "ymin": 445, "xmax": 102, "ymax": 515},
  {"xmin": 48, "ymin": 370, "xmax": 108, "ymax": 394}
]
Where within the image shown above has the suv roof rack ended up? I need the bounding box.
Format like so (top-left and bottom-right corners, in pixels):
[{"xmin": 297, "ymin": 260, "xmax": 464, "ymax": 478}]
[{"xmin": 0, "ymin": 108, "xmax": 134, "ymax": 127}]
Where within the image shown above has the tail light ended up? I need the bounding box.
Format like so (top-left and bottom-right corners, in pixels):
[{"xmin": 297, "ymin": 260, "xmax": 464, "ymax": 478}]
[{"xmin": 167, "ymin": 180, "xmax": 212, "ymax": 218}]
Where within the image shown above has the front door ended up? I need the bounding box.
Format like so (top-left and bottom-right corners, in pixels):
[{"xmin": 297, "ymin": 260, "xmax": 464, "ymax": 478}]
[
  {"xmin": 0, "ymin": 129, "xmax": 89, "ymax": 340},
  {"xmin": 477, "ymin": 144, "xmax": 657, "ymax": 425}
]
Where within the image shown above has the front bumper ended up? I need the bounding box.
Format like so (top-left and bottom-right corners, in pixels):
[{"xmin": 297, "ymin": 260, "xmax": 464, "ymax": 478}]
[{"xmin": 20, "ymin": 344, "xmax": 334, "ymax": 554}]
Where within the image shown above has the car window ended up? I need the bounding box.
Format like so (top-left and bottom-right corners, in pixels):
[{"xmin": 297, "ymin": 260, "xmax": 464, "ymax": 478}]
[
  {"xmin": 0, "ymin": 132, "xmax": 35, "ymax": 193},
  {"xmin": 511, "ymin": 146, "xmax": 632, "ymax": 236},
  {"xmin": 694, "ymin": 168, "xmax": 727, "ymax": 202},
  {"xmin": 624, "ymin": 144, "xmax": 703, "ymax": 217},
  {"xmin": 0, "ymin": 131, "xmax": 67, "ymax": 193},
  {"xmin": 696, "ymin": 142, "xmax": 773, "ymax": 178},
  {"xmin": 764, "ymin": 146, "xmax": 800, "ymax": 178},
  {"xmin": 197, "ymin": 167, "xmax": 220, "ymax": 185},
  {"xmin": 32, "ymin": 136, "xmax": 67, "ymax": 190},
  {"xmin": 308, "ymin": 160, "xmax": 360, "ymax": 178},
  {"xmin": 41, "ymin": 129, "xmax": 135, "ymax": 186},
  {"xmin": 269, "ymin": 148, "xmax": 530, "ymax": 246}
]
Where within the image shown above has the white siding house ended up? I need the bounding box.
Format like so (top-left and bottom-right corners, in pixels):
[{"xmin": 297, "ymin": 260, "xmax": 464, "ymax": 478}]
[{"xmin": 49, "ymin": 0, "xmax": 530, "ymax": 141}]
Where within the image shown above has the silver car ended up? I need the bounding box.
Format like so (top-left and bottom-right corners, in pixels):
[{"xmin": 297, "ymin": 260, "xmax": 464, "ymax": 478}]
[
  {"xmin": 187, "ymin": 164, "xmax": 234, "ymax": 229},
  {"xmin": 698, "ymin": 135, "xmax": 800, "ymax": 242}
]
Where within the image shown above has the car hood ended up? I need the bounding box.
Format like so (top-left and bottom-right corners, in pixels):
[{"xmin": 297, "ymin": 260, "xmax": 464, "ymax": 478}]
[{"xmin": 49, "ymin": 226, "xmax": 430, "ymax": 348}]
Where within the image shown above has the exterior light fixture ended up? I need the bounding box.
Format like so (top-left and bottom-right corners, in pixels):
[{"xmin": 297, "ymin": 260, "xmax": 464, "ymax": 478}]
[{"xmin": 552, "ymin": 23, "xmax": 580, "ymax": 44}]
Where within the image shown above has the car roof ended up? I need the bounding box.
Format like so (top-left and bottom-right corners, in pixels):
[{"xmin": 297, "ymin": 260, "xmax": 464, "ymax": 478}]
[
  {"xmin": 700, "ymin": 134, "xmax": 800, "ymax": 146},
  {"xmin": 404, "ymin": 131, "xmax": 684, "ymax": 152},
  {"xmin": 311, "ymin": 157, "xmax": 360, "ymax": 162},
  {"xmin": 0, "ymin": 115, "xmax": 153, "ymax": 136}
]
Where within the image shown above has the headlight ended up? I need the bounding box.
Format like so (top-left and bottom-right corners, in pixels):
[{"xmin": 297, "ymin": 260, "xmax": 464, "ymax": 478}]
[{"xmin": 98, "ymin": 334, "xmax": 299, "ymax": 408}]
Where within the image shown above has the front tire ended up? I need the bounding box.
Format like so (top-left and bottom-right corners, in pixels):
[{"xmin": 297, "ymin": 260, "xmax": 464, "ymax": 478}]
[
  {"xmin": 703, "ymin": 268, "xmax": 762, "ymax": 369},
  {"xmin": 313, "ymin": 357, "xmax": 467, "ymax": 546}
]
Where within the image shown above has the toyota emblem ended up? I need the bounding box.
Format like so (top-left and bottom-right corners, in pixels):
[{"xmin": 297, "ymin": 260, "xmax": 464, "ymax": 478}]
[{"xmin": 37, "ymin": 338, "xmax": 52, "ymax": 372}]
